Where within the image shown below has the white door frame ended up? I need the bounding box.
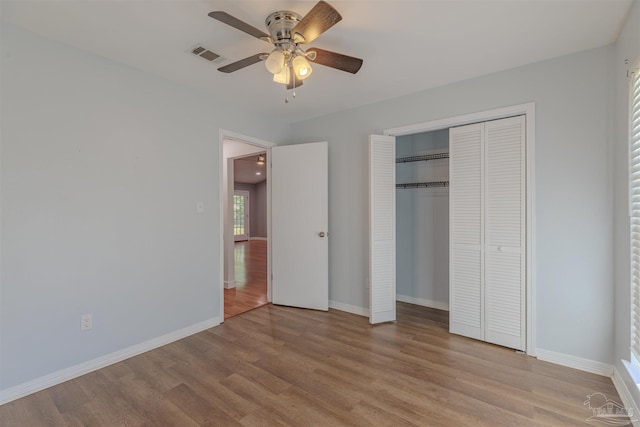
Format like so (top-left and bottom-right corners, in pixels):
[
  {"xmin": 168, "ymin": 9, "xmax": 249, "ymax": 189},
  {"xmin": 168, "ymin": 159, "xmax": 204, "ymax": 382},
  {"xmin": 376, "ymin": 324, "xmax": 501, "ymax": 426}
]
[
  {"xmin": 219, "ymin": 129, "xmax": 275, "ymax": 321},
  {"xmin": 383, "ymin": 102, "xmax": 537, "ymax": 356},
  {"xmin": 233, "ymin": 190, "xmax": 250, "ymax": 241}
]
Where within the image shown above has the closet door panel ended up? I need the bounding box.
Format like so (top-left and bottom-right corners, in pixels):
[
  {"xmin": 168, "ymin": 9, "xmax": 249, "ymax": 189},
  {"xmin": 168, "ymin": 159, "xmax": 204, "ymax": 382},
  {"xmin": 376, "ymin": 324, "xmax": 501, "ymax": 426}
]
[
  {"xmin": 451, "ymin": 248, "xmax": 482, "ymax": 339},
  {"xmin": 485, "ymin": 117, "xmax": 525, "ymax": 248},
  {"xmin": 485, "ymin": 250, "xmax": 523, "ymax": 349},
  {"xmin": 484, "ymin": 116, "xmax": 525, "ymax": 351},
  {"xmin": 449, "ymin": 123, "xmax": 484, "ymax": 340},
  {"xmin": 369, "ymin": 134, "xmax": 396, "ymax": 324}
]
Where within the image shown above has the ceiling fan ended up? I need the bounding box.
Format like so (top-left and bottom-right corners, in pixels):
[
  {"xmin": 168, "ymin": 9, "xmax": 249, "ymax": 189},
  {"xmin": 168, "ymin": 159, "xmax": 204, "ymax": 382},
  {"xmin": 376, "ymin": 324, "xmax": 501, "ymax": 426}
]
[{"xmin": 209, "ymin": 1, "xmax": 363, "ymax": 95}]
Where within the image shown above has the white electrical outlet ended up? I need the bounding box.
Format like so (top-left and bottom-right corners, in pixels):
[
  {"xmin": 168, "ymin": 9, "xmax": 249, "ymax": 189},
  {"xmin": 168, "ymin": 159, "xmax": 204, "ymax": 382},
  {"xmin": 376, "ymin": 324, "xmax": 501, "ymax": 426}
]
[
  {"xmin": 81, "ymin": 314, "xmax": 92, "ymax": 331},
  {"xmin": 196, "ymin": 201, "xmax": 204, "ymax": 213}
]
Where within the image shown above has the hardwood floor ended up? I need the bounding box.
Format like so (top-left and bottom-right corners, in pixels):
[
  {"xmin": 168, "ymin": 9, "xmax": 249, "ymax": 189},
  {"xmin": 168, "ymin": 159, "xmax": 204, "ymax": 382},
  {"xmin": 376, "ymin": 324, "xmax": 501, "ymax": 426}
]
[
  {"xmin": 224, "ymin": 240, "xmax": 268, "ymax": 319},
  {"xmin": 0, "ymin": 302, "xmax": 624, "ymax": 426}
]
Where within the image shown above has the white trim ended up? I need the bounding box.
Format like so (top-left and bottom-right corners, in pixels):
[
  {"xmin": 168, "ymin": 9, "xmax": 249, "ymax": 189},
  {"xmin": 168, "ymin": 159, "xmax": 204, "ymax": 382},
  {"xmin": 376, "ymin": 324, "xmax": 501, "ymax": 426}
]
[
  {"xmin": 329, "ymin": 300, "xmax": 370, "ymax": 317},
  {"xmin": 525, "ymin": 106, "xmax": 537, "ymax": 357},
  {"xmin": 613, "ymin": 366, "xmax": 640, "ymax": 427},
  {"xmin": 396, "ymin": 294, "xmax": 449, "ymax": 311},
  {"xmin": 221, "ymin": 129, "xmax": 277, "ymax": 149},
  {"xmin": 224, "ymin": 280, "xmax": 236, "ymax": 289},
  {"xmin": 383, "ymin": 102, "xmax": 537, "ymax": 356},
  {"xmin": 0, "ymin": 316, "xmax": 221, "ymax": 405},
  {"xmin": 536, "ymin": 349, "xmax": 613, "ymax": 377},
  {"xmin": 219, "ymin": 129, "xmax": 277, "ymax": 319},
  {"xmin": 249, "ymin": 237, "xmax": 268, "ymax": 241},
  {"xmin": 383, "ymin": 103, "xmax": 534, "ymax": 136}
]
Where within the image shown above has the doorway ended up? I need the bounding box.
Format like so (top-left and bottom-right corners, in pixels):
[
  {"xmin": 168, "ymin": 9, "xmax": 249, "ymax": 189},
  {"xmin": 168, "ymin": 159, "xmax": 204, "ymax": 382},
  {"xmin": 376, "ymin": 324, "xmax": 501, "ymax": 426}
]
[
  {"xmin": 220, "ymin": 132, "xmax": 274, "ymax": 320},
  {"xmin": 219, "ymin": 131, "xmax": 330, "ymax": 320},
  {"xmin": 226, "ymin": 154, "xmax": 269, "ymax": 318}
]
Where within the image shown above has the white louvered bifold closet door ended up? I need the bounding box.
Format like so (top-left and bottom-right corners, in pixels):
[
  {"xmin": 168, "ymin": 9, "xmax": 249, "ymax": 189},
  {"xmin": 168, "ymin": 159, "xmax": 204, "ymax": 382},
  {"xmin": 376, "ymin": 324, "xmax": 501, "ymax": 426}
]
[
  {"xmin": 450, "ymin": 117, "xmax": 526, "ymax": 350},
  {"xmin": 369, "ymin": 134, "xmax": 396, "ymax": 324},
  {"xmin": 484, "ymin": 116, "xmax": 526, "ymax": 351},
  {"xmin": 449, "ymin": 123, "xmax": 484, "ymax": 340},
  {"xmin": 629, "ymin": 65, "xmax": 640, "ymax": 363}
]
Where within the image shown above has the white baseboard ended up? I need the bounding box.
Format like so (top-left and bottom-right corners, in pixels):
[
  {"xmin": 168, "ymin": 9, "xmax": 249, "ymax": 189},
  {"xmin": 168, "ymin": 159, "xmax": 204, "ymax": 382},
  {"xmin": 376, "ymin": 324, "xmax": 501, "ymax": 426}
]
[
  {"xmin": 0, "ymin": 316, "xmax": 221, "ymax": 405},
  {"xmin": 396, "ymin": 294, "xmax": 449, "ymax": 311},
  {"xmin": 612, "ymin": 366, "xmax": 640, "ymax": 427},
  {"xmin": 249, "ymin": 237, "xmax": 268, "ymax": 241},
  {"xmin": 224, "ymin": 280, "xmax": 236, "ymax": 289},
  {"xmin": 329, "ymin": 300, "xmax": 370, "ymax": 317},
  {"xmin": 536, "ymin": 348, "xmax": 614, "ymax": 377}
]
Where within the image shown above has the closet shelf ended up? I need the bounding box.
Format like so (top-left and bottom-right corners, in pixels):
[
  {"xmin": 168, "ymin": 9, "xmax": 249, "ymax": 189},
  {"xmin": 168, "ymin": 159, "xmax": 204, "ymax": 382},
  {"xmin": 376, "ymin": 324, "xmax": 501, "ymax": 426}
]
[
  {"xmin": 396, "ymin": 152, "xmax": 449, "ymax": 163},
  {"xmin": 396, "ymin": 181, "xmax": 449, "ymax": 189}
]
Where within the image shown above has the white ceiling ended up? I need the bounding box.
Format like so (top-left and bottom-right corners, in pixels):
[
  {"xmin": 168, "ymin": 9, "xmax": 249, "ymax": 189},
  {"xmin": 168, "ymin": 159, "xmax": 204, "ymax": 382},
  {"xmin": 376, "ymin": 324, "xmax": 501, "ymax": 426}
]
[{"xmin": 2, "ymin": 1, "xmax": 633, "ymax": 124}]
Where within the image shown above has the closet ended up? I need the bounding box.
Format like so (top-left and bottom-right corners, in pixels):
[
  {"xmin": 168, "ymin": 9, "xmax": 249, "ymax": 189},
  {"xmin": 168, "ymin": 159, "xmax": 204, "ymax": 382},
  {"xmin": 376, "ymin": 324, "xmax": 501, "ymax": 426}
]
[
  {"xmin": 371, "ymin": 112, "xmax": 528, "ymax": 352},
  {"xmin": 449, "ymin": 116, "xmax": 525, "ymax": 351}
]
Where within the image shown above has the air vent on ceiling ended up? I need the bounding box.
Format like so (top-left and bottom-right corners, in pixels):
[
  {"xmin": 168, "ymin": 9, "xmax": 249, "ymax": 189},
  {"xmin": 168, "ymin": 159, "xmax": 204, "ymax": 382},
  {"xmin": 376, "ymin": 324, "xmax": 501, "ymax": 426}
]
[{"xmin": 191, "ymin": 46, "xmax": 221, "ymax": 62}]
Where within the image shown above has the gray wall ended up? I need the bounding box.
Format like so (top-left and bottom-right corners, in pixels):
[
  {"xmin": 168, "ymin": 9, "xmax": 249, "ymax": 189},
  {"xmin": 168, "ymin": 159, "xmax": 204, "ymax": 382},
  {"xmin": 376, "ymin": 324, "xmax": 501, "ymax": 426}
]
[
  {"xmin": 291, "ymin": 45, "xmax": 614, "ymax": 364},
  {"xmin": 255, "ymin": 180, "xmax": 268, "ymax": 238},
  {"xmin": 233, "ymin": 181, "xmax": 267, "ymax": 239},
  {"xmin": 613, "ymin": 0, "xmax": 640, "ymax": 406},
  {"xmin": 0, "ymin": 24, "xmax": 288, "ymax": 391},
  {"xmin": 396, "ymin": 130, "xmax": 449, "ymax": 307}
]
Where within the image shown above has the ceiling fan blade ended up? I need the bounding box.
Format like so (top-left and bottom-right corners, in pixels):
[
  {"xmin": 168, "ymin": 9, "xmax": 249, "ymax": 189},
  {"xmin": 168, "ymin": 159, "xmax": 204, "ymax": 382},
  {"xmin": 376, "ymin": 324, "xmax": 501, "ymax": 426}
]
[
  {"xmin": 208, "ymin": 11, "xmax": 271, "ymax": 41},
  {"xmin": 218, "ymin": 53, "xmax": 268, "ymax": 73},
  {"xmin": 291, "ymin": 1, "xmax": 342, "ymax": 44},
  {"xmin": 306, "ymin": 48, "xmax": 363, "ymax": 74}
]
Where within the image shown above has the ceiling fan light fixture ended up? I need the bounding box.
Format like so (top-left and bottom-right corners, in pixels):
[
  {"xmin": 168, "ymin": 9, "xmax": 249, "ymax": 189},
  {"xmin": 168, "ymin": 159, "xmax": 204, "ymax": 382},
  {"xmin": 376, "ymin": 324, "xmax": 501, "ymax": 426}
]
[
  {"xmin": 292, "ymin": 54, "xmax": 312, "ymax": 80},
  {"xmin": 265, "ymin": 49, "xmax": 285, "ymax": 74},
  {"xmin": 257, "ymin": 155, "xmax": 265, "ymax": 165},
  {"xmin": 273, "ymin": 66, "xmax": 291, "ymax": 85}
]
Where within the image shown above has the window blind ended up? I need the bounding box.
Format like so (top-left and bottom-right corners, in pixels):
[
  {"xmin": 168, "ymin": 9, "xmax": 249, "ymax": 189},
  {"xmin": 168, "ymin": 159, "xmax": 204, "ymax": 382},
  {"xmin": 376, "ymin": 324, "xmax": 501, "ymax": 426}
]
[{"xmin": 630, "ymin": 64, "xmax": 640, "ymax": 362}]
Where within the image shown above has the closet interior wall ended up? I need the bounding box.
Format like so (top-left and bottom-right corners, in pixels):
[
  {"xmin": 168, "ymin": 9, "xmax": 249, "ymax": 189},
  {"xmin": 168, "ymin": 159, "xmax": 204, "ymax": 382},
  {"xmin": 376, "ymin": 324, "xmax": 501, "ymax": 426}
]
[{"xmin": 396, "ymin": 129, "xmax": 450, "ymax": 310}]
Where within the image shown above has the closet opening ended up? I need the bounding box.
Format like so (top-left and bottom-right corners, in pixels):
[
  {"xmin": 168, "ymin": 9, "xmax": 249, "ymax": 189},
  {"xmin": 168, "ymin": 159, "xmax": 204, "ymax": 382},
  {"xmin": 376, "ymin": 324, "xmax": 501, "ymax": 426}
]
[
  {"xmin": 370, "ymin": 102, "xmax": 536, "ymax": 356},
  {"xmin": 396, "ymin": 129, "xmax": 450, "ymax": 312}
]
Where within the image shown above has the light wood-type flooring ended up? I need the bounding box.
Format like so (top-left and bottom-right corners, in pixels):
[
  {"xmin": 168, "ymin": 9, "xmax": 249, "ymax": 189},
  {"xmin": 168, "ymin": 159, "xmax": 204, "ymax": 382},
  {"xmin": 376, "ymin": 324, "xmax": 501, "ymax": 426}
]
[
  {"xmin": 224, "ymin": 240, "xmax": 268, "ymax": 319},
  {"xmin": 0, "ymin": 302, "xmax": 623, "ymax": 426}
]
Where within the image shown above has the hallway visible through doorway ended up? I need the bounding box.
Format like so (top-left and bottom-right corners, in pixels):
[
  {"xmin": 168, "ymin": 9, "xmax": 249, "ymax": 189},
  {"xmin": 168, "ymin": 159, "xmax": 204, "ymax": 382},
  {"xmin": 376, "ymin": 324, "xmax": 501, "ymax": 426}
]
[{"xmin": 224, "ymin": 240, "xmax": 268, "ymax": 319}]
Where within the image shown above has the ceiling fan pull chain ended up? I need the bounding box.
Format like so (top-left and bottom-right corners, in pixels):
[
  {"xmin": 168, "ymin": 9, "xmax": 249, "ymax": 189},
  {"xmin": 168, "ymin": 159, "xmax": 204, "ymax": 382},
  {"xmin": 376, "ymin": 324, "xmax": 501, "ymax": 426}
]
[{"xmin": 292, "ymin": 65, "xmax": 297, "ymax": 98}]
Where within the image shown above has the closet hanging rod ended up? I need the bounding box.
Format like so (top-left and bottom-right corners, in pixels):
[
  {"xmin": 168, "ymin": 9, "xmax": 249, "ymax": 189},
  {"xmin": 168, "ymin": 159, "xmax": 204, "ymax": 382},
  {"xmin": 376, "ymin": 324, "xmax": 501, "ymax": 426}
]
[
  {"xmin": 396, "ymin": 181, "xmax": 449, "ymax": 189},
  {"xmin": 396, "ymin": 152, "xmax": 449, "ymax": 163}
]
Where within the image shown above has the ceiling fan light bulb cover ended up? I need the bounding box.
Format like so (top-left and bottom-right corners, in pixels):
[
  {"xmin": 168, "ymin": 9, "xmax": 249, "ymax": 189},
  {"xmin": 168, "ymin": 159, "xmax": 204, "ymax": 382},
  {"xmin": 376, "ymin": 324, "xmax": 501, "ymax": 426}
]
[
  {"xmin": 265, "ymin": 49, "xmax": 285, "ymax": 74},
  {"xmin": 292, "ymin": 55, "xmax": 312, "ymax": 80},
  {"xmin": 273, "ymin": 66, "xmax": 291, "ymax": 85}
]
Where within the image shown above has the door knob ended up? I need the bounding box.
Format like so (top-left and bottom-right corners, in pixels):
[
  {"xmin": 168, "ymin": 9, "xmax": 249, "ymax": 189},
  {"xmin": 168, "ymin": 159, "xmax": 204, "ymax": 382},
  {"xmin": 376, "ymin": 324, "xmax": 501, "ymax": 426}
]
[{"xmin": 319, "ymin": 232, "xmax": 326, "ymax": 238}]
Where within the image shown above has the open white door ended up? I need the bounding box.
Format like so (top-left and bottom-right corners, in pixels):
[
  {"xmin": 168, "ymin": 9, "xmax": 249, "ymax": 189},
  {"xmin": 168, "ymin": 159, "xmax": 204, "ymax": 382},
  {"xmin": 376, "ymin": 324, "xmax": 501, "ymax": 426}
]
[
  {"xmin": 271, "ymin": 141, "xmax": 328, "ymax": 311},
  {"xmin": 369, "ymin": 134, "xmax": 396, "ymax": 324}
]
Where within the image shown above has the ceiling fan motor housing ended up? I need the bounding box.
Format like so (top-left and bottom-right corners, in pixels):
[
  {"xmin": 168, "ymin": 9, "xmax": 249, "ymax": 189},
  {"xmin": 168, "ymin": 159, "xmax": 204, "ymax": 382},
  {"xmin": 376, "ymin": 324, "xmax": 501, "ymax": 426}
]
[{"xmin": 266, "ymin": 11, "xmax": 302, "ymax": 50}]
